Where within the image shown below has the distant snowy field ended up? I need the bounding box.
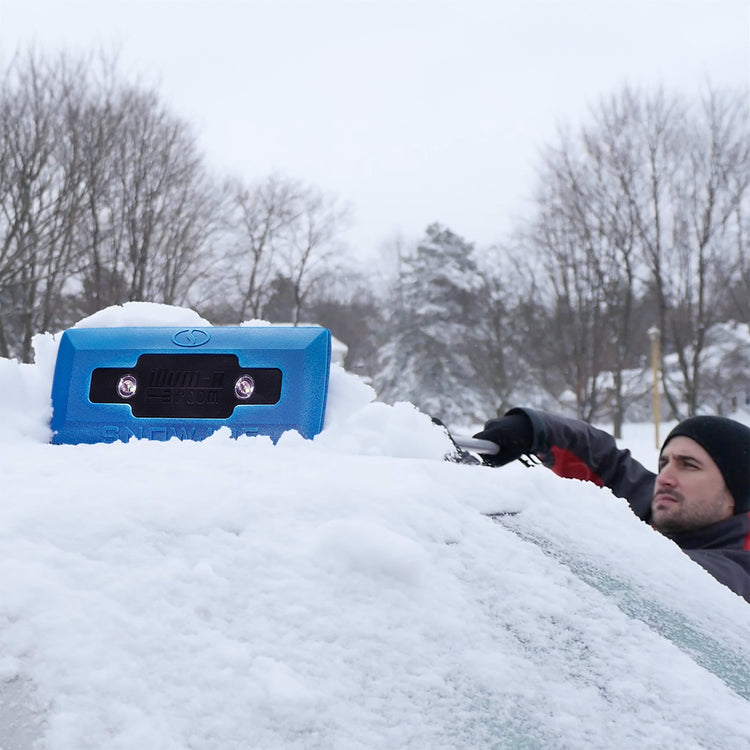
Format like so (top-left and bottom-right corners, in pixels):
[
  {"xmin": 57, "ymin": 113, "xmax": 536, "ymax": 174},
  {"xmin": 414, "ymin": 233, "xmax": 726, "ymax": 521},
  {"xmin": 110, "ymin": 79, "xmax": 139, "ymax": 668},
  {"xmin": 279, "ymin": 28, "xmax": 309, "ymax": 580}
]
[{"xmin": 1, "ymin": 303, "xmax": 749, "ymax": 750}]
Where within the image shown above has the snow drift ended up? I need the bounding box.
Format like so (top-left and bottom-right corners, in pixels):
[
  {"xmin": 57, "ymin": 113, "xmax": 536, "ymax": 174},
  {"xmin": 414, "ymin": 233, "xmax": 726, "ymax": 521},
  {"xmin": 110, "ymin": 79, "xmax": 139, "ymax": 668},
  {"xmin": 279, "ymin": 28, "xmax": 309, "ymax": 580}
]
[{"xmin": 0, "ymin": 302, "xmax": 748, "ymax": 750}]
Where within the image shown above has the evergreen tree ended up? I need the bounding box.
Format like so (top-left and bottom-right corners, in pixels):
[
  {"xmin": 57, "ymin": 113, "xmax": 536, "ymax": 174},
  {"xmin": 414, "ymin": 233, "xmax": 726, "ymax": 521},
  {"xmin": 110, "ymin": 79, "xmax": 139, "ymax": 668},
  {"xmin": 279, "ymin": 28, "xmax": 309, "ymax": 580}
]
[{"xmin": 374, "ymin": 223, "xmax": 489, "ymax": 425}]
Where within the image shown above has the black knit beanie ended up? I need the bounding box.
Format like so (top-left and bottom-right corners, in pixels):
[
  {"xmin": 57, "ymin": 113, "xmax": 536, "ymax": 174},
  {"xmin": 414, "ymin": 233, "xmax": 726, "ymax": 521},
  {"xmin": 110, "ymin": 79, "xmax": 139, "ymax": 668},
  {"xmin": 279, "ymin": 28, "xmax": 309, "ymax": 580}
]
[{"xmin": 661, "ymin": 416, "xmax": 750, "ymax": 515}]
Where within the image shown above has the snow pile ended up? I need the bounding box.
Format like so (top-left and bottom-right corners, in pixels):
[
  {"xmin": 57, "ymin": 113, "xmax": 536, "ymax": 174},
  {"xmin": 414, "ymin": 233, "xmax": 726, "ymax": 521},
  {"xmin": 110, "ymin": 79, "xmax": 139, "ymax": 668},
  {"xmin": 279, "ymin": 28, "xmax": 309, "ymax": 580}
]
[{"xmin": 0, "ymin": 302, "xmax": 748, "ymax": 750}]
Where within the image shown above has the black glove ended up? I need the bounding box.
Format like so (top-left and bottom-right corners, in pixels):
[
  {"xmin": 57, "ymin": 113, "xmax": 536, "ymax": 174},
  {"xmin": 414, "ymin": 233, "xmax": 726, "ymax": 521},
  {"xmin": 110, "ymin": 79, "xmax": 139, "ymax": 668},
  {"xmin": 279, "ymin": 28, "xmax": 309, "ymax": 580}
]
[{"xmin": 472, "ymin": 412, "xmax": 534, "ymax": 467}]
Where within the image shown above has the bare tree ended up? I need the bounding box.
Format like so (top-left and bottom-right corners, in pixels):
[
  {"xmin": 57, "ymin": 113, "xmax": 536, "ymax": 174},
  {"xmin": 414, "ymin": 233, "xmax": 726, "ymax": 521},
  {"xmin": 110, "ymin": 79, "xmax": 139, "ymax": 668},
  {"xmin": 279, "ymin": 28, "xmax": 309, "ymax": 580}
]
[
  {"xmin": 224, "ymin": 174, "xmax": 303, "ymax": 321},
  {"xmin": 281, "ymin": 185, "xmax": 350, "ymax": 325},
  {"xmin": 0, "ymin": 49, "xmax": 221, "ymax": 358},
  {"xmin": 0, "ymin": 51, "xmax": 88, "ymax": 360},
  {"xmin": 200, "ymin": 176, "xmax": 350, "ymax": 325},
  {"xmin": 679, "ymin": 88, "xmax": 750, "ymax": 413},
  {"xmin": 581, "ymin": 88, "xmax": 658, "ymax": 434},
  {"xmin": 523, "ymin": 130, "xmax": 619, "ymax": 423},
  {"xmin": 629, "ymin": 87, "xmax": 750, "ymax": 416},
  {"xmin": 522, "ymin": 84, "xmax": 750, "ymax": 424},
  {"xmin": 107, "ymin": 86, "xmax": 218, "ymax": 306},
  {"xmin": 472, "ymin": 243, "xmax": 541, "ymax": 417},
  {"xmin": 0, "ymin": 48, "xmax": 364, "ymax": 368},
  {"xmin": 74, "ymin": 54, "xmax": 129, "ymax": 314}
]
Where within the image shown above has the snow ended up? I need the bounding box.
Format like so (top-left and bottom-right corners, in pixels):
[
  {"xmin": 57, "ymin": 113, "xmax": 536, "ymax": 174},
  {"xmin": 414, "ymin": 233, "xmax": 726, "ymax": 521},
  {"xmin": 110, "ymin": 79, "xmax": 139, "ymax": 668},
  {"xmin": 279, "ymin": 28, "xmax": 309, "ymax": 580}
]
[{"xmin": 1, "ymin": 302, "xmax": 749, "ymax": 749}]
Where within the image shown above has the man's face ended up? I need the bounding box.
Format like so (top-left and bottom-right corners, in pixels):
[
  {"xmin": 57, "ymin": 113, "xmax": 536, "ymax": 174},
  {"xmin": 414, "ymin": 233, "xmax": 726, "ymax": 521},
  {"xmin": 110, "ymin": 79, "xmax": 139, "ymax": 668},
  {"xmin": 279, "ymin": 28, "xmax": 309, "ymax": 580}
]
[{"xmin": 652, "ymin": 436, "xmax": 734, "ymax": 534}]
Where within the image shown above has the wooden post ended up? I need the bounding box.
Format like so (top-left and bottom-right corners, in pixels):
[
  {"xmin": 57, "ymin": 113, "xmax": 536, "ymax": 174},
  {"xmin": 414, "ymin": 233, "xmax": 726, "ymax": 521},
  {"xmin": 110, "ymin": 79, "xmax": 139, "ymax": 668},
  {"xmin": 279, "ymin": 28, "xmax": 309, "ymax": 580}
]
[{"xmin": 648, "ymin": 326, "xmax": 660, "ymax": 449}]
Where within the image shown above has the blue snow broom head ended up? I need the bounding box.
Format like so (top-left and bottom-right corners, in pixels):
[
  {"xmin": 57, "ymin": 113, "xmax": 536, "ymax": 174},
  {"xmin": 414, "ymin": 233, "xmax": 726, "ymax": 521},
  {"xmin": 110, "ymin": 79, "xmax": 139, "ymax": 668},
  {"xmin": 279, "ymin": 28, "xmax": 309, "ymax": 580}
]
[{"xmin": 50, "ymin": 325, "xmax": 331, "ymax": 445}]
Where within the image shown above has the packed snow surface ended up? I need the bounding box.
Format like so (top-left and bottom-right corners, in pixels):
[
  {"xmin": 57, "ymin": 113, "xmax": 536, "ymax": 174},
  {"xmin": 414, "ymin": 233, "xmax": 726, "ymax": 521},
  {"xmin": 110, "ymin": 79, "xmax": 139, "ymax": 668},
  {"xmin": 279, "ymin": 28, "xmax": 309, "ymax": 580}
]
[{"xmin": 1, "ymin": 302, "xmax": 749, "ymax": 749}]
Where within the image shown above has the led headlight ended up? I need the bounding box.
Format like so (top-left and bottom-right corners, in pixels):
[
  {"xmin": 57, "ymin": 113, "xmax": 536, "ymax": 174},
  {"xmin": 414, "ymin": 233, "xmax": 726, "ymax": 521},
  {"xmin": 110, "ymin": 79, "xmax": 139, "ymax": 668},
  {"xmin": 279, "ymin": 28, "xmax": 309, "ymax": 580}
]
[
  {"xmin": 116, "ymin": 374, "xmax": 138, "ymax": 399},
  {"xmin": 234, "ymin": 374, "xmax": 255, "ymax": 400}
]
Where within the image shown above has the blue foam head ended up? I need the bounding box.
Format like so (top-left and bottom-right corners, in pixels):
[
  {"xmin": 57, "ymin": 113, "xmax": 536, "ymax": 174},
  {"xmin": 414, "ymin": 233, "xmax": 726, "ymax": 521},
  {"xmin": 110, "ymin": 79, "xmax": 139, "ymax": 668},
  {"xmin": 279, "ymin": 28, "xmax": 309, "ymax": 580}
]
[{"xmin": 50, "ymin": 326, "xmax": 331, "ymax": 445}]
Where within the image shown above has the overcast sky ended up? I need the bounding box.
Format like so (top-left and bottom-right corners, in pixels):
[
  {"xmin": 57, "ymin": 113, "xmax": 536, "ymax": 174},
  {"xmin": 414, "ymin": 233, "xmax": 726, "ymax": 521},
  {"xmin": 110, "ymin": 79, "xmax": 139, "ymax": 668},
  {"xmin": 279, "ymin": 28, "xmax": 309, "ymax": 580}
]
[{"xmin": 1, "ymin": 0, "xmax": 749, "ymax": 260}]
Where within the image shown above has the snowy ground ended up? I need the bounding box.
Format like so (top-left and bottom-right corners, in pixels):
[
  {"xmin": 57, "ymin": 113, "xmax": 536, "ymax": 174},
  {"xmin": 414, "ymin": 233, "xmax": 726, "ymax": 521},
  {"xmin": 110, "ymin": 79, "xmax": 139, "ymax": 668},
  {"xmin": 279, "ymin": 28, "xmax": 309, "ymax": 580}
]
[{"xmin": 1, "ymin": 303, "xmax": 749, "ymax": 749}]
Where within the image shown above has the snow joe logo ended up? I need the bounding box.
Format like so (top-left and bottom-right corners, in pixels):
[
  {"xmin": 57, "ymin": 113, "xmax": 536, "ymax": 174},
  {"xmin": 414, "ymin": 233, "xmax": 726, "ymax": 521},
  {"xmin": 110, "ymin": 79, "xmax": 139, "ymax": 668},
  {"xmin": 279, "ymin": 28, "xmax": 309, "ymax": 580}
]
[{"xmin": 172, "ymin": 328, "xmax": 211, "ymax": 347}]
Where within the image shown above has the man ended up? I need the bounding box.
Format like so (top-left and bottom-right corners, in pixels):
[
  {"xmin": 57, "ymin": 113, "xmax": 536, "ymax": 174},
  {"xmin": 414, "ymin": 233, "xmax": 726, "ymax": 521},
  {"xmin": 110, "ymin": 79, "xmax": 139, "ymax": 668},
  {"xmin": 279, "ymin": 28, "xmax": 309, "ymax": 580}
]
[{"xmin": 472, "ymin": 408, "xmax": 750, "ymax": 603}]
